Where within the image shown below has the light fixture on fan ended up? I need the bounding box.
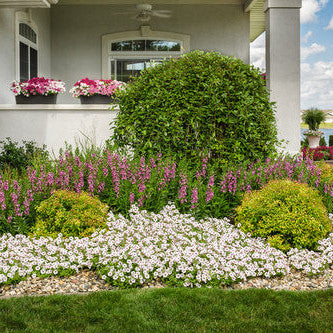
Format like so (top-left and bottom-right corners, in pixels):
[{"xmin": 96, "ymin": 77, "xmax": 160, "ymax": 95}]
[{"xmin": 112, "ymin": 4, "xmax": 172, "ymax": 22}]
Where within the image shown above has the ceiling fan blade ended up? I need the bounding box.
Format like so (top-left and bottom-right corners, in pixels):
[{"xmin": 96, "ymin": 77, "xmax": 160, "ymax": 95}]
[
  {"xmin": 151, "ymin": 11, "xmax": 172, "ymax": 18},
  {"xmin": 153, "ymin": 10, "xmax": 172, "ymax": 14}
]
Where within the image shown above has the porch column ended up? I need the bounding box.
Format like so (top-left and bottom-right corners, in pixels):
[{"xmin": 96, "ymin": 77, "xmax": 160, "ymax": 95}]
[{"xmin": 264, "ymin": 0, "xmax": 302, "ymax": 154}]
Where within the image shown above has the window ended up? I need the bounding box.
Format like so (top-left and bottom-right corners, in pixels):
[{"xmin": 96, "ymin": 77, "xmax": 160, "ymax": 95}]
[
  {"xmin": 109, "ymin": 39, "xmax": 182, "ymax": 82},
  {"xmin": 17, "ymin": 22, "xmax": 38, "ymax": 81},
  {"xmin": 102, "ymin": 29, "xmax": 190, "ymax": 81},
  {"xmin": 110, "ymin": 58, "xmax": 163, "ymax": 82},
  {"xmin": 111, "ymin": 40, "xmax": 181, "ymax": 52}
]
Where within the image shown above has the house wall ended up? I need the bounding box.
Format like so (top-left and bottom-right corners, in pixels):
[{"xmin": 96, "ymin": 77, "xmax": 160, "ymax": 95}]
[
  {"xmin": 0, "ymin": 9, "xmax": 15, "ymax": 104},
  {"xmin": 0, "ymin": 105, "xmax": 117, "ymax": 154},
  {"xmin": 0, "ymin": 8, "xmax": 51, "ymax": 104},
  {"xmin": 32, "ymin": 8, "xmax": 52, "ymax": 80},
  {"xmin": 51, "ymin": 4, "xmax": 250, "ymax": 103}
]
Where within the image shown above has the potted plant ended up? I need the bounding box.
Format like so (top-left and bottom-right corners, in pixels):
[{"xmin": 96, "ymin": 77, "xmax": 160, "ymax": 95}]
[
  {"xmin": 302, "ymin": 108, "xmax": 326, "ymax": 148},
  {"xmin": 10, "ymin": 77, "xmax": 66, "ymax": 104},
  {"xmin": 70, "ymin": 78, "xmax": 125, "ymax": 104}
]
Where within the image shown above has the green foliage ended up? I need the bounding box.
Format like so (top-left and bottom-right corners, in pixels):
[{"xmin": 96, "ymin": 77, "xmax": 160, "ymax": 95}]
[
  {"xmin": 112, "ymin": 51, "xmax": 278, "ymax": 165},
  {"xmin": 302, "ymin": 108, "xmax": 327, "ymax": 131},
  {"xmin": 316, "ymin": 161, "xmax": 333, "ymax": 183},
  {"xmin": 329, "ymin": 135, "xmax": 333, "ymax": 147},
  {"xmin": 301, "ymin": 137, "xmax": 309, "ymax": 148},
  {"xmin": 235, "ymin": 179, "xmax": 332, "ymax": 252},
  {"xmin": 0, "ymin": 138, "xmax": 48, "ymax": 172},
  {"xmin": 319, "ymin": 137, "xmax": 327, "ymax": 146},
  {"xmin": 31, "ymin": 190, "xmax": 109, "ymax": 238}
]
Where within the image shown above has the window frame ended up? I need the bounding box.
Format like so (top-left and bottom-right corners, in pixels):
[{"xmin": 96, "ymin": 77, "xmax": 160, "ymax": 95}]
[
  {"xmin": 102, "ymin": 28, "xmax": 190, "ymax": 79},
  {"xmin": 15, "ymin": 11, "xmax": 39, "ymax": 81}
]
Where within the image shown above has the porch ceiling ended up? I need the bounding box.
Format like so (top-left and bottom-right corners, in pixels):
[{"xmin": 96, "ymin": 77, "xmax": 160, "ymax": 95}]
[
  {"xmin": 57, "ymin": 0, "xmax": 265, "ymax": 42},
  {"xmin": 0, "ymin": 0, "xmax": 265, "ymax": 42},
  {"xmin": 58, "ymin": 0, "xmax": 243, "ymax": 4}
]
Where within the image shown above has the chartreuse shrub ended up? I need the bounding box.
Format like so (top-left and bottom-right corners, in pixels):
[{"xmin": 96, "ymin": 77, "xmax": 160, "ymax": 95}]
[
  {"xmin": 235, "ymin": 180, "xmax": 332, "ymax": 253},
  {"xmin": 316, "ymin": 161, "xmax": 333, "ymax": 182},
  {"xmin": 112, "ymin": 50, "xmax": 278, "ymax": 164},
  {"xmin": 31, "ymin": 190, "xmax": 109, "ymax": 238}
]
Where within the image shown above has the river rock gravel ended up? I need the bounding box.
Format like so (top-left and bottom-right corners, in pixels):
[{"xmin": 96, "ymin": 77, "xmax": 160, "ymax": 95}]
[{"xmin": 0, "ymin": 268, "xmax": 332, "ymax": 299}]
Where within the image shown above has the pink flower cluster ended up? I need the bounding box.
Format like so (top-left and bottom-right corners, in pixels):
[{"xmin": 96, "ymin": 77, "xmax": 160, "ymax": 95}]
[
  {"xmin": 70, "ymin": 78, "xmax": 125, "ymax": 98},
  {"xmin": 1, "ymin": 151, "xmax": 333, "ymax": 236},
  {"xmin": 302, "ymin": 146, "xmax": 333, "ymax": 161},
  {"xmin": 10, "ymin": 77, "xmax": 66, "ymax": 96}
]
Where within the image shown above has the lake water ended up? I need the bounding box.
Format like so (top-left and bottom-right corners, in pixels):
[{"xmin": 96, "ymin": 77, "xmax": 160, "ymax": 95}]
[{"xmin": 301, "ymin": 128, "xmax": 333, "ymax": 145}]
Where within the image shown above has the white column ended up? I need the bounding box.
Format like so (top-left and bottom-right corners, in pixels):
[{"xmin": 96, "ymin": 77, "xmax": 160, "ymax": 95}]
[{"xmin": 265, "ymin": 0, "xmax": 302, "ymax": 155}]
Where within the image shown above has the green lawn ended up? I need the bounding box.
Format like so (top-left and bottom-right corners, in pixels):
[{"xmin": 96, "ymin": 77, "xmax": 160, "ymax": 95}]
[
  {"xmin": 0, "ymin": 288, "xmax": 332, "ymax": 332},
  {"xmin": 301, "ymin": 122, "xmax": 333, "ymax": 129}
]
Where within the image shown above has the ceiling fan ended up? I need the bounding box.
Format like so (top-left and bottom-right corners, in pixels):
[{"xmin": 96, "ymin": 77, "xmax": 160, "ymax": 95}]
[{"xmin": 114, "ymin": 4, "xmax": 172, "ymax": 22}]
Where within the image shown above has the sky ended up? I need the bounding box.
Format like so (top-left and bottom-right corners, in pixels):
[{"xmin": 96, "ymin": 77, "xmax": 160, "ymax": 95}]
[{"xmin": 250, "ymin": 0, "xmax": 333, "ymax": 110}]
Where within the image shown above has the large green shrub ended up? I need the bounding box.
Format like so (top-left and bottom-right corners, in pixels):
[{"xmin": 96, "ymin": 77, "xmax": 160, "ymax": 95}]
[
  {"xmin": 235, "ymin": 179, "xmax": 332, "ymax": 252},
  {"xmin": 31, "ymin": 190, "xmax": 109, "ymax": 238},
  {"xmin": 112, "ymin": 50, "xmax": 278, "ymax": 164}
]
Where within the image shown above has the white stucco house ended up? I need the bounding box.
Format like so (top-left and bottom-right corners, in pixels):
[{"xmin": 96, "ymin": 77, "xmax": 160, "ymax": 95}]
[{"xmin": 0, "ymin": 0, "xmax": 302, "ymax": 154}]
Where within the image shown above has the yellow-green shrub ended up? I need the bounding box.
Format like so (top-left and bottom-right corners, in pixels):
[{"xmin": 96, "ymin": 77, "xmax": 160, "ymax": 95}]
[
  {"xmin": 32, "ymin": 190, "xmax": 109, "ymax": 238},
  {"xmin": 316, "ymin": 161, "xmax": 333, "ymax": 183},
  {"xmin": 235, "ymin": 179, "xmax": 332, "ymax": 252}
]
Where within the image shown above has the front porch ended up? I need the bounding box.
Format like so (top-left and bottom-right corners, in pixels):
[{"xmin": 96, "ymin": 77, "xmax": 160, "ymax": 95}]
[{"xmin": 0, "ymin": 0, "xmax": 302, "ymax": 154}]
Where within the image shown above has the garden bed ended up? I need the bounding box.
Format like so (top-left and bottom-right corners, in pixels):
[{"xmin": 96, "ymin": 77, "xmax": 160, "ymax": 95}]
[
  {"xmin": 0, "ymin": 205, "xmax": 332, "ymax": 298},
  {"xmin": 1, "ymin": 268, "xmax": 333, "ymax": 299}
]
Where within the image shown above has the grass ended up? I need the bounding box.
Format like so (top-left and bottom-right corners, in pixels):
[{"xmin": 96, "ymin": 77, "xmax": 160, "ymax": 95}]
[
  {"xmin": 0, "ymin": 288, "xmax": 332, "ymax": 332},
  {"xmin": 301, "ymin": 122, "xmax": 333, "ymax": 129}
]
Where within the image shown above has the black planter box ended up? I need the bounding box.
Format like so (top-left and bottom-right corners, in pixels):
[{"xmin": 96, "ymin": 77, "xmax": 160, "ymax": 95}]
[
  {"xmin": 79, "ymin": 95, "xmax": 116, "ymax": 105},
  {"xmin": 15, "ymin": 94, "xmax": 58, "ymax": 104}
]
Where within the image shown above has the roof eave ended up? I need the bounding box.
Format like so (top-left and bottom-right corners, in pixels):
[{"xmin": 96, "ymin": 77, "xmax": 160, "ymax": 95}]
[
  {"xmin": 246, "ymin": 0, "xmax": 265, "ymax": 42},
  {"xmin": 0, "ymin": 0, "xmax": 59, "ymax": 8}
]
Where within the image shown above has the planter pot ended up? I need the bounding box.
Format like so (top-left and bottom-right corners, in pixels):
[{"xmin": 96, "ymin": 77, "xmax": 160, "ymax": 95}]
[
  {"xmin": 15, "ymin": 94, "xmax": 58, "ymax": 104},
  {"xmin": 306, "ymin": 135, "xmax": 321, "ymax": 148},
  {"xmin": 79, "ymin": 95, "xmax": 116, "ymax": 104}
]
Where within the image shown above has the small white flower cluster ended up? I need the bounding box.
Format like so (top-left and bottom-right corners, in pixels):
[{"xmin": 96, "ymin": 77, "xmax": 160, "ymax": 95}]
[
  {"xmin": 0, "ymin": 205, "xmax": 332, "ymax": 287},
  {"xmin": 303, "ymin": 129, "xmax": 324, "ymax": 137},
  {"xmin": 287, "ymin": 235, "xmax": 333, "ymax": 275}
]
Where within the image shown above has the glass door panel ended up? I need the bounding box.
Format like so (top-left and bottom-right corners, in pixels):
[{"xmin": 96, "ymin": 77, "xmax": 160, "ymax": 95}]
[{"xmin": 111, "ymin": 59, "xmax": 162, "ymax": 82}]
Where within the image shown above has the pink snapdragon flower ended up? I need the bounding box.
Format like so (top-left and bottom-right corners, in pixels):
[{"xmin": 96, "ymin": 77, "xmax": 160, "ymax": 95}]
[
  {"xmin": 191, "ymin": 188, "xmax": 198, "ymax": 209},
  {"xmin": 206, "ymin": 176, "xmax": 215, "ymax": 203}
]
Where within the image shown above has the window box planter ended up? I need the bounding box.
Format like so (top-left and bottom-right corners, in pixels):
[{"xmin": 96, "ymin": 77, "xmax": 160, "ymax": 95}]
[
  {"xmin": 11, "ymin": 77, "xmax": 65, "ymax": 104},
  {"xmin": 70, "ymin": 78, "xmax": 124, "ymax": 104},
  {"xmin": 15, "ymin": 94, "xmax": 58, "ymax": 104},
  {"xmin": 79, "ymin": 95, "xmax": 116, "ymax": 105}
]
